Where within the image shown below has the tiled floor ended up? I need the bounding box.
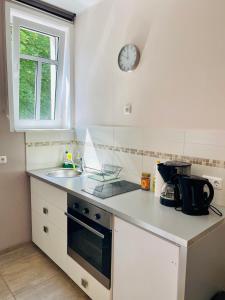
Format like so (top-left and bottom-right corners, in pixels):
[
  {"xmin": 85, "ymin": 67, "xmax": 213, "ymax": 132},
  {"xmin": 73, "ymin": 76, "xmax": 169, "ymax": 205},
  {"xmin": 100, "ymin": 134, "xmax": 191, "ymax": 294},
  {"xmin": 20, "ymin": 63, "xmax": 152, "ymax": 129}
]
[{"xmin": 0, "ymin": 243, "xmax": 90, "ymax": 300}]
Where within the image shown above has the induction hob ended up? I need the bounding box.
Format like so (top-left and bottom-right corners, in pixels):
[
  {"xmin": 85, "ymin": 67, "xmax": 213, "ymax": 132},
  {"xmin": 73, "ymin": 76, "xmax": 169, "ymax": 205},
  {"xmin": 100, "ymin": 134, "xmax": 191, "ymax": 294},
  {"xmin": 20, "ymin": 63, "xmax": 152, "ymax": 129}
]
[{"xmin": 82, "ymin": 180, "xmax": 140, "ymax": 199}]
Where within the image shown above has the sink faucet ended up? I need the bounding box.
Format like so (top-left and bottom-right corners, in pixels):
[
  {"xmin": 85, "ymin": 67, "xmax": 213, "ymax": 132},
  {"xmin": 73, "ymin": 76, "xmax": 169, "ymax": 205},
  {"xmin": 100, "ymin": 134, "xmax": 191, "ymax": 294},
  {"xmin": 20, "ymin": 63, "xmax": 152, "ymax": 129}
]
[
  {"xmin": 75, "ymin": 151, "xmax": 84, "ymax": 173},
  {"xmin": 78, "ymin": 157, "xmax": 84, "ymax": 173}
]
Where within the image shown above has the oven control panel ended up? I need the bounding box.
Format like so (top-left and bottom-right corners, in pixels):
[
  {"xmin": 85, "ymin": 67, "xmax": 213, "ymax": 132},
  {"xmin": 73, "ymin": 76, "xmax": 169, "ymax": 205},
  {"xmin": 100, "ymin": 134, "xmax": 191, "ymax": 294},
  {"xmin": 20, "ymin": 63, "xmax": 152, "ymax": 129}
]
[{"xmin": 67, "ymin": 194, "xmax": 112, "ymax": 230}]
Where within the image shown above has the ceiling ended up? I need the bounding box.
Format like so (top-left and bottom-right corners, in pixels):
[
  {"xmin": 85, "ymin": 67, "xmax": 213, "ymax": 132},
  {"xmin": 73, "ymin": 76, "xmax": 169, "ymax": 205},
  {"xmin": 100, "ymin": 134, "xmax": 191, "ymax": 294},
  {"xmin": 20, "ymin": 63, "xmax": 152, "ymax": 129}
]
[{"xmin": 41, "ymin": 0, "xmax": 104, "ymax": 14}]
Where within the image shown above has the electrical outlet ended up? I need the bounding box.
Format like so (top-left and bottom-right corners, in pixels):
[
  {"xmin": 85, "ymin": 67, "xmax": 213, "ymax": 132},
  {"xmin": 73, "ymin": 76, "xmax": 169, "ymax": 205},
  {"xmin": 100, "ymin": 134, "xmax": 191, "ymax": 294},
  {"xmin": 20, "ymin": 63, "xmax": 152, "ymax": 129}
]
[
  {"xmin": 0, "ymin": 156, "xmax": 7, "ymax": 164},
  {"xmin": 203, "ymin": 175, "xmax": 223, "ymax": 190}
]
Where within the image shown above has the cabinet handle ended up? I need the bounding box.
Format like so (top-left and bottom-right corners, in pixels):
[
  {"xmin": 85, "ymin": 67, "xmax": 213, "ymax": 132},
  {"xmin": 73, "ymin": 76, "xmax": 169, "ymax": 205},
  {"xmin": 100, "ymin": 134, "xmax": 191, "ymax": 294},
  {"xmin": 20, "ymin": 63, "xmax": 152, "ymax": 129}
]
[
  {"xmin": 43, "ymin": 226, "xmax": 48, "ymax": 233},
  {"xmin": 43, "ymin": 207, "xmax": 48, "ymax": 215},
  {"xmin": 81, "ymin": 278, "xmax": 88, "ymax": 289}
]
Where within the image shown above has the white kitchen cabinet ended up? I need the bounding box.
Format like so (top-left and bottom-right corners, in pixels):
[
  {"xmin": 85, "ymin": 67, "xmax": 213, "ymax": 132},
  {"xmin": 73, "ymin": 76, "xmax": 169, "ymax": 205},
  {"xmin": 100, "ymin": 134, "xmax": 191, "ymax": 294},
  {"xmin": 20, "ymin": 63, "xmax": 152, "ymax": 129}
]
[
  {"xmin": 113, "ymin": 217, "xmax": 179, "ymax": 300},
  {"xmin": 30, "ymin": 176, "xmax": 225, "ymax": 300},
  {"xmin": 30, "ymin": 177, "xmax": 111, "ymax": 300},
  {"xmin": 31, "ymin": 177, "xmax": 67, "ymax": 270}
]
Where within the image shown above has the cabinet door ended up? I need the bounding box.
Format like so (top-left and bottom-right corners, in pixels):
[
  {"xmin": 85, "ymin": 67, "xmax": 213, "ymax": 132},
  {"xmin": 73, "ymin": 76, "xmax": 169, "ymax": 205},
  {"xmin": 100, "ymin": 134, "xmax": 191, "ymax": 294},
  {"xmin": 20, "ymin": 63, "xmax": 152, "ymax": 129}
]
[
  {"xmin": 31, "ymin": 178, "xmax": 67, "ymax": 270},
  {"xmin": 32, "ymin": 210, "xmax": 67, "ymax": 270},
  {"xmin": 113, "ymin": 217, "xmax": 179, "ymax": 300}
]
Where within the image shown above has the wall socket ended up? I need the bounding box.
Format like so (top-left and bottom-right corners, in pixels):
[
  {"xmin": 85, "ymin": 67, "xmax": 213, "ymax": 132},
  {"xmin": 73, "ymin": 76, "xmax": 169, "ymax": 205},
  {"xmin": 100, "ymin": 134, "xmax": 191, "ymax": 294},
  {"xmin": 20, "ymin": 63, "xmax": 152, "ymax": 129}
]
[
  {"xmin": 0, "ymin": 156, "xmax": 7, "ymax": 164},
  {"xmin": 203, "ymin": 175, "xmax": 223, "ymax": 190}
]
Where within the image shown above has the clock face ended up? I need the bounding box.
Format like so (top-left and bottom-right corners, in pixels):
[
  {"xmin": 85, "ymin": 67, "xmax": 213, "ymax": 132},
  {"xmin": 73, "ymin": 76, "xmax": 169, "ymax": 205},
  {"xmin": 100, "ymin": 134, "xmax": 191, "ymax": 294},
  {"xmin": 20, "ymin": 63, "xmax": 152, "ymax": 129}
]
[{"xmin": 118, "ymin": 44, "xmax": 140, "ymax": 72}]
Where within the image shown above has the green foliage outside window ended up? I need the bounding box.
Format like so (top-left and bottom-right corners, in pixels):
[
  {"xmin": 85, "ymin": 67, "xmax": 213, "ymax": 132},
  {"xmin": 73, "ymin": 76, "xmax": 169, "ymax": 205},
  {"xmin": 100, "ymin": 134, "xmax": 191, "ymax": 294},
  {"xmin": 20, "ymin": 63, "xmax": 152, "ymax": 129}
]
[{"xmin": 19, "ymin": 28, "xmax": 55, "ymax": 120}]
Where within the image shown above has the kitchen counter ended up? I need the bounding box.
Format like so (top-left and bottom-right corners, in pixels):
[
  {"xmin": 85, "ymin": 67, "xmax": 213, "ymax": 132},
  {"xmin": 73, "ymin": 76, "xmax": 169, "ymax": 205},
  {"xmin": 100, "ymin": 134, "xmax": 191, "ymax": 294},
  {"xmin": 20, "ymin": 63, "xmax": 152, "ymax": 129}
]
[{"xmin": 27, "ymin": 168, "xmax": 225, "ymax": 247}]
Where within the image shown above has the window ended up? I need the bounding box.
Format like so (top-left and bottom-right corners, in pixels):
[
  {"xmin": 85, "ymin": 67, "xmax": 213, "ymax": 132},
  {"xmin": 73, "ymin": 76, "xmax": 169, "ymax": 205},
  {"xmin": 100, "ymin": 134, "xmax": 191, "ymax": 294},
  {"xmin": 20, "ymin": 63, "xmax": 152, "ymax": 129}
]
[
  {"xmin": 5, "ymin": 3, "xmax": 73, "ymax": 131},
  {"xmin": 19, "ymin": 27, "xmax": 58, "ymax": 121}
]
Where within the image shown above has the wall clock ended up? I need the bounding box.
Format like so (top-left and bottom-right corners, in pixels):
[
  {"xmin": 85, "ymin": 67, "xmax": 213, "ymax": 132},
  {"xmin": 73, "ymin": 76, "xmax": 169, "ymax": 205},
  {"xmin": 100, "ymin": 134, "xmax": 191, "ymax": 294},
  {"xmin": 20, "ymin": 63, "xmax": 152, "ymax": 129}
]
[{"xmin": 118, "ymin": 44, "xmax": 140, "ymax": 72}]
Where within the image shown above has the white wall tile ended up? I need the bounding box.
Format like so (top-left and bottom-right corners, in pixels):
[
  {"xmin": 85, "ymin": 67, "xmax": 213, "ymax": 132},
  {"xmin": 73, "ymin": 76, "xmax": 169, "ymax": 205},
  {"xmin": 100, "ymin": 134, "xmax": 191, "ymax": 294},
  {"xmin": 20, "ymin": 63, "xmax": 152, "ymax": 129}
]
[
  {"xmin": 75, "ymin": 127, "xmax": 88, "ymax": 143},
  {"xmin": 88, "ymin": 126, "xmax": 114, "ymax": 145},
  {"xmin": 102, "ymin": 149, "xmax": 114, "ymax": 166},
  {"xmin": 183, "ymin": 143, "xmax": 225, "ymax": 160},
  {"xmin": 183, "ymin": 129, "xmax": 225, "ymax": 161},
  {"xmin": 26, "ymin": 145, "xmax": 66, "ymax": 170},
  {"xmin": 25, "ymin": 130, "xmax": 75, "ymax": 143},
  {"xmin": 114, "ymin": 127, "xmax": 143, "ymax": 149},
  {"xmin": 81, "ymin": 142, "xmax": 116, "ymax": 176},
  {"xmin": 185, "ymin": 130, "xmax": 225, "ymax": 146},
  {"xmin": 76, "ymin": 126, "xmax": 114, "ymax": 146},
  {"xmin": 142, "ymin": 156, "xmax": 164, "ymax": 176},
  {"xmin": 143, "ymin": 128, "xmax": 185, "ymax": 155},
  {"xmin": 113, "ymin": 151, "xmax": 142, "ymax": 184},
  {"xmin": 83, "ymin": 145, "xmax": 103, "ymax": 171}
]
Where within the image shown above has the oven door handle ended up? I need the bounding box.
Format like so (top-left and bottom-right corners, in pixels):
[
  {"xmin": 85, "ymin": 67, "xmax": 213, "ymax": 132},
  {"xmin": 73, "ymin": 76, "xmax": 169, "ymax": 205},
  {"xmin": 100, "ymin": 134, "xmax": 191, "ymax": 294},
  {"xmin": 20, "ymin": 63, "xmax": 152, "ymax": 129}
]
[{"xmin": 65, "ymin": 212, "xmax": 105, "ymax": 239}]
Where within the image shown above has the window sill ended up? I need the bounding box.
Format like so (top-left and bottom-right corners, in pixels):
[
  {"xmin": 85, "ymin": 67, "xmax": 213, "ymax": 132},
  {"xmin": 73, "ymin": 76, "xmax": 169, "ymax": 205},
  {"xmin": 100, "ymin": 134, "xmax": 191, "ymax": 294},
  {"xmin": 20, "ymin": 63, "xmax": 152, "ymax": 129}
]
[{"xmin": 14, "ymin": 128, "xmax": 74, "ymax": 133}]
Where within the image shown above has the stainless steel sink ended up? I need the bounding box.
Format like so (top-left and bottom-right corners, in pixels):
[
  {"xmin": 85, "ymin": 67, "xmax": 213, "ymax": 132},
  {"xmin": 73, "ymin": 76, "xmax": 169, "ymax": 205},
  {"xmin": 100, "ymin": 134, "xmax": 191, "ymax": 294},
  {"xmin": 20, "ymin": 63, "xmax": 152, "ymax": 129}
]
[{"xmin": 47, "ymin": 169, "xmax": 82, "ymax": 178}]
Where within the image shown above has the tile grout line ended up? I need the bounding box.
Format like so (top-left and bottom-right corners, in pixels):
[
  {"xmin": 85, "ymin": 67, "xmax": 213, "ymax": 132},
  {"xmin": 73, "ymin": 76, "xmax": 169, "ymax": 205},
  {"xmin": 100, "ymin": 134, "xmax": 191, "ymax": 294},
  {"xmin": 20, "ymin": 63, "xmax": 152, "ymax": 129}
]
[
  {"xmin": 0, "ymin": 243, "xmax": 89, "ymax": 300},
  {"xmin": 13, "ymin": 272, "xmax": 60, "ymax": 299},
  {"xmin": 0, "ymin": 243, "xmax": 59, "ymax": 299},
  {"xmin": 0, "ymin": 273, "xmax": 16, "ymax": 300}
]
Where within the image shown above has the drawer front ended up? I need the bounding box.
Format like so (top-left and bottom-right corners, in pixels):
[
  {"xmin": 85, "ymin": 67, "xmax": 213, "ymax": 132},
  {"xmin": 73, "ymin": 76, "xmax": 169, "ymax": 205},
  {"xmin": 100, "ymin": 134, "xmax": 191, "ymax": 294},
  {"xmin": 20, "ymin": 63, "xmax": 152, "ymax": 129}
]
[
  {"xmin": 32, "ymin": 211, "xmax": 67, "ymax": 269},
  {"xmin": 65, "ymin": 255, "xmax": 111, "ymax": 300},
  {"xmin": 46, "ymin": 203, "xmax": 67, "ymax": 233},
  {"xmin": 32, "ymin": 211, "xmax": 49, "ymax": 254},
  {"xmin": 31, "ymin": 193, "xmax": 67, "ymax": 233},
  {"xmin": 31, "ymin": 177, "xmax": 67, "ymax": 211},
  {"xmin": 31, "ymin": 178, "xmax": 67, "ymax": 232}
]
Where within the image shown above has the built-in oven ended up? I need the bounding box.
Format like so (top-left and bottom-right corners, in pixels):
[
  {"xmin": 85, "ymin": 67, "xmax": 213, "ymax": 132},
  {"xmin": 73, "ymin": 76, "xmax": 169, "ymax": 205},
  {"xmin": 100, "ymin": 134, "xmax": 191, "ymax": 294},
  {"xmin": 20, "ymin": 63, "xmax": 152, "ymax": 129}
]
[{"xmin": 65, "ymin": 194, "xmax": 112, "ymax": 289}]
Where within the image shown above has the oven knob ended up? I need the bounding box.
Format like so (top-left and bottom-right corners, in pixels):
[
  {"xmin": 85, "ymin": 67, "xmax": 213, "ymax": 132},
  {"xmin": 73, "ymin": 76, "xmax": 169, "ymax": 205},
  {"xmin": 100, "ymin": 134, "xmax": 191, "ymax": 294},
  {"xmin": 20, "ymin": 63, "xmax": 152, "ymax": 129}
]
[
  {"xmin": 82, "ymin": 208, "xmax": 89, "ymax": 215},
  {"xmin": 73, "ymin": 203, "xmax": 79, "ymax": 209},
  {"xmin": 95, "ymin": 213, "xmax": 101, "ymax": 220}
]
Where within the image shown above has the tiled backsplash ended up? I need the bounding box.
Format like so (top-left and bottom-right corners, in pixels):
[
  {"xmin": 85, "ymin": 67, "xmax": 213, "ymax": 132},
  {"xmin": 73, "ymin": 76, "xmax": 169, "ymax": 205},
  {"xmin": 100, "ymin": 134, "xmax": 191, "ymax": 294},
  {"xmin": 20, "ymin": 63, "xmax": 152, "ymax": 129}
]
[
  {"xmin": 75, "ymin": 126, "xmax": 225, "ymax": 167},
  {"xmin": 75, "ymin": 126, "xmax": 225, "ymax": 206},
  {"xmin": 25, "ymin": 126, "xmax": 225, "ymax": 206},
  {"xmin": 25, "ymin": 131, "xmax": 75, "ymax": 170}
]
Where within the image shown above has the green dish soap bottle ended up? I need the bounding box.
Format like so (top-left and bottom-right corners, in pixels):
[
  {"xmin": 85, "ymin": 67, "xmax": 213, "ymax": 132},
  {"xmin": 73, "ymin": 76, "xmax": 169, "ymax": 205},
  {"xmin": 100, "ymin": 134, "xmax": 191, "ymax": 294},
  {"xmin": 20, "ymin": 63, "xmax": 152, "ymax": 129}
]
[{"xmin": 62, "ymin": 147, "xmax": 75, "ymax": 169}]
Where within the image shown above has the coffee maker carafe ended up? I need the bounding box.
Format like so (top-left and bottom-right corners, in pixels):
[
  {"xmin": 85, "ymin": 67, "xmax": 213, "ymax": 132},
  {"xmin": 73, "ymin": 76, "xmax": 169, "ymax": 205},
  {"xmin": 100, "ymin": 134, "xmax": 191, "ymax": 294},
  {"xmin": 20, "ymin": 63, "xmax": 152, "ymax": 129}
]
[{"xmin": 158, "ymin": 161, "xmax": 191, "ymax": 207}]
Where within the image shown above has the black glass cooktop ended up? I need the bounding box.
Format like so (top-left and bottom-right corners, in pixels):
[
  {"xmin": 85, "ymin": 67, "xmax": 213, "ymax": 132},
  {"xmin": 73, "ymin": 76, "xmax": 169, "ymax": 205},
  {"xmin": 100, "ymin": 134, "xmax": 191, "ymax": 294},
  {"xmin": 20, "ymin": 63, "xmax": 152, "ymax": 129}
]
[{"xmin": 82, "ymin": 180, "xmax": 141, "ymax": 199}]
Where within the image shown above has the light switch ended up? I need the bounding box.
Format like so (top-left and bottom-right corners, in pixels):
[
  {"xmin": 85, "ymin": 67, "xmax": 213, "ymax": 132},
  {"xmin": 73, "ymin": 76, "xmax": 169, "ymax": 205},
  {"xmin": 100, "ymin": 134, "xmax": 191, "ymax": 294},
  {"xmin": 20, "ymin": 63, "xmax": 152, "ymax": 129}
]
[
  {"xmin": 0, "ymin": 156, "xmax": 7, "ymax": 164},
  {"xmin": 124, "ymin": 103, "xmax": 132, "ymax": 115}
]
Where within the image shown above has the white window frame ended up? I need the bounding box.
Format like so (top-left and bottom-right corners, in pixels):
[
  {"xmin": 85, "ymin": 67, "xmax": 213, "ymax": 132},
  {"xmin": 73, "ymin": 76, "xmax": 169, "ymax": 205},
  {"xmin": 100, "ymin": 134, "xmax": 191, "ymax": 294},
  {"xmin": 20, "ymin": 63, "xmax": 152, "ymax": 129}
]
[{"xmin": 5, "ymin": 2, "xmax": 73, "ymax": 131}]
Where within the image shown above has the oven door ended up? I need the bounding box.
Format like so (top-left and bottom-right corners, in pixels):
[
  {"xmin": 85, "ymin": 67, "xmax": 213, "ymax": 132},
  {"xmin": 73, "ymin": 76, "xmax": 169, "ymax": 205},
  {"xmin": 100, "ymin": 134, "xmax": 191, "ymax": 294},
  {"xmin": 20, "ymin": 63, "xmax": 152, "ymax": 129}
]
[{"xmin": 65, "ymin": 209, "xmax": 112, "ymax": 289}]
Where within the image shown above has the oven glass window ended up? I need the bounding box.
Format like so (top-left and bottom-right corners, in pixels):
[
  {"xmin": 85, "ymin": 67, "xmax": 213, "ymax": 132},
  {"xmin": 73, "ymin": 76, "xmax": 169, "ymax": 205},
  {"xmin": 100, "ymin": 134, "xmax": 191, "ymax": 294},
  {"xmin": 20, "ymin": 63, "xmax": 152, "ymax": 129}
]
[{"xmin": 67, "ymin": 209, "xmax": 112, "ymax": 279}]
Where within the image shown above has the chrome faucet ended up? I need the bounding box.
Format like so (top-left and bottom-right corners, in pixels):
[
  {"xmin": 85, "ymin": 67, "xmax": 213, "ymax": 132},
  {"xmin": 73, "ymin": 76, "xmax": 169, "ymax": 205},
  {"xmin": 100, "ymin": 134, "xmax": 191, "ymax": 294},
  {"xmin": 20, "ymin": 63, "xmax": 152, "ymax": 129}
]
[{"xmin": 78, "ymin": 157, "xmax": 84, "ymax": 173}]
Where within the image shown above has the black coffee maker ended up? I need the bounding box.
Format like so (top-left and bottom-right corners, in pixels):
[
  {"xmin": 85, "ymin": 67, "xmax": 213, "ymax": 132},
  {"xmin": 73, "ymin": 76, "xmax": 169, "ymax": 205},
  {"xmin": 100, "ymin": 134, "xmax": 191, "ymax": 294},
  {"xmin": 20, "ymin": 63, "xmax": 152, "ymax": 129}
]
[
  {"xmin": 157, "ymin": 161, "xmax": 191, "ymax": 207},
  {"xmin": 178, "ymin": 175, "xmax": 214, "ymax": 215}
]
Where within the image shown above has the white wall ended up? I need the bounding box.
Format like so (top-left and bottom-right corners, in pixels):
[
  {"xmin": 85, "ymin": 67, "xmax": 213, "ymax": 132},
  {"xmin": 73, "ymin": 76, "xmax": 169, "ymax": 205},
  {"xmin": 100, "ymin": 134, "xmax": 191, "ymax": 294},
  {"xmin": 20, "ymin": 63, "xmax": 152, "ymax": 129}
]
[{"xmin": 75, "ymin": 0, "xmax": 225, "ymax": 129}]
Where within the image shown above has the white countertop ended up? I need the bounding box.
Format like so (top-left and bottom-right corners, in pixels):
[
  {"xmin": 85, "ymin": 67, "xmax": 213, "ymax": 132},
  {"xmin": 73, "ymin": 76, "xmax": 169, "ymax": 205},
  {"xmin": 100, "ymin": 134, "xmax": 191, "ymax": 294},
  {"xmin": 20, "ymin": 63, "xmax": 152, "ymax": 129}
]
[{"xmin": 27, "ymin": 169, "xmax": 225, "ymax": 248}]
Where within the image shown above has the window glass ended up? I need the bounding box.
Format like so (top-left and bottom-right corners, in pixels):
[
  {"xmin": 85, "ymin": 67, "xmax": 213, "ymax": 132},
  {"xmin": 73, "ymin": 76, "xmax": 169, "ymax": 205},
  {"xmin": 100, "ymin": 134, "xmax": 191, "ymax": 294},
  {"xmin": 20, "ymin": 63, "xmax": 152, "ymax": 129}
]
[
  {"xmin": 40, "ymin": 64, "xmax": 57, "ymax": 120},
  {"xmin": 19, "ymin": 27, "xmax": 59, "ymax": 121},
  {"xmin": 20, "ymin": 27, "xmax": 58, "ymax": 60},
  {"xmin": 19, "ymin": 59, "xmax": 37, "ymax": 120}
]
